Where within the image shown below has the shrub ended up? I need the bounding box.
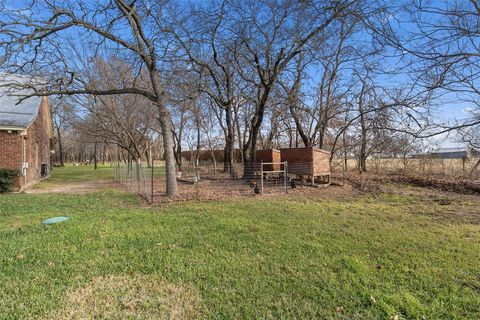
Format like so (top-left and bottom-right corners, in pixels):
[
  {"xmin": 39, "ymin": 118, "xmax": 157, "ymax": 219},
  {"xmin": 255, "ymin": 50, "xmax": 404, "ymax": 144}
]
[{"xmin": 0, "ymin": 168, "xmax": 19, "ymax": 193}]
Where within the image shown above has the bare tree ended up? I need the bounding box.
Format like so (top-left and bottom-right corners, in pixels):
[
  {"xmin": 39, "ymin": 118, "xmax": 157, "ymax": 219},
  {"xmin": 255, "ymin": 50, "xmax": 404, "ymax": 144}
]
[
  {"xmin": 51, "ymin": 98, "xmax": 73, "ymax": 167},
  {"xmin": 67, "ymin": 59, "xmax": 159, "ymax": 164},
  {"xmin": 0, "ymin": 0, "xmax": 179, "ymax": 195},
  {"xmin": 170, "ymin": 1, "xmax": 243, "ymax": 174},
  {"xmin": 372, "ymin": 0, "xmax": 480, "ymax": 136},
  {"xmin": 231, "ymin": 0, "xmax": 358, "ymax": 164}
]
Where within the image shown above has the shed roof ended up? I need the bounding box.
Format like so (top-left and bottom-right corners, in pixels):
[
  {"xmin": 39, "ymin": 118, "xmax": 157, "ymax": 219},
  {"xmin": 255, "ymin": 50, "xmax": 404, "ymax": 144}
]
[{"xmin": 0, "ymin": 74, "xmax": 42, "ymax": 129}]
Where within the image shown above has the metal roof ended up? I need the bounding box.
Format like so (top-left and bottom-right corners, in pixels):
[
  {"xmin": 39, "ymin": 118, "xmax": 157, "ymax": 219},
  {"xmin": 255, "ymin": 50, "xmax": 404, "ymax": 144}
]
[
  {"xmin": 433, "ymin": 147, "xmax": 466, "ymax": 154},
  {"xmin": 0, "ymin": 74, "xmax": 42, "ymax": 129},
  {"xmin": 0, "ymin": 94, "xmax": 41, "ymax": 128}
]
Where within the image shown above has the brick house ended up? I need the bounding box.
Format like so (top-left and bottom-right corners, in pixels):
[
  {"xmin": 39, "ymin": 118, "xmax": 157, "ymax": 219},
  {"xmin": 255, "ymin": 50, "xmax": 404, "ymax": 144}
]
[{"xmin": 0, "ymin": 90, "xmax": 53, "ymax": 191}]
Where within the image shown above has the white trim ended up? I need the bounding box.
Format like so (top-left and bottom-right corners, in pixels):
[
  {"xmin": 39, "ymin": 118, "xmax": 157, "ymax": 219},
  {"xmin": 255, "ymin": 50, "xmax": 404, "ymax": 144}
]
[{"xmin": 0, "ymin": 126, "xmax": 27, "ymax": 131}]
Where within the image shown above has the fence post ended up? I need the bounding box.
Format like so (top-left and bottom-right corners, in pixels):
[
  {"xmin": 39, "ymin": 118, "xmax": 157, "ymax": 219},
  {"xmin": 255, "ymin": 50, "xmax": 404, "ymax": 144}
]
[
  {"xmin": 260, "ymin": 160, "xmax": 264, "ymax": 195},
  {"xmin": 130, "ymin": 160, "xmax": 133, "ymax": 191},
  {"xmin": 136, "ymin": 161, "xmax": 141, "ymax": 194},
  {"xmin": 284, "ymin": 161, "xmax": 288, "ymax": 194},
  {"xmin": 143, "ymin": 165, "xmax": 146, "ymax": 195},
  {"xmin": 195, "ymin": 166, "xmax": 200, "ymax": 199},
  {"xmin": 151, "ymin": 152, "xmax": 154, "ymax": 204}
]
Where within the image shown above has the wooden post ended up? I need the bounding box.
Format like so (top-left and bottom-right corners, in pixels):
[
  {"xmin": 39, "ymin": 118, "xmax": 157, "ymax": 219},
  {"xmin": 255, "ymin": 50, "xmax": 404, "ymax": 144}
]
[{"xmin": 284, "ymin": 161, "xmax": 288, "ymax": 194}]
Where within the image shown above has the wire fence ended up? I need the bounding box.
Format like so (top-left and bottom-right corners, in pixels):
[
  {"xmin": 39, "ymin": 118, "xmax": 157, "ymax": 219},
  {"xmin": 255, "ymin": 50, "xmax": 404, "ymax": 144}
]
[
  {"xmin": 114, "ymin": 161, "xmax": 154, "ymax": 201},
  {"xmin": 114, "ymin": 156, "xmax": 480, "ymax": 203},
  {"xmin": 114, "ymin": 160, "xmax": 332, "ymax": 203}
]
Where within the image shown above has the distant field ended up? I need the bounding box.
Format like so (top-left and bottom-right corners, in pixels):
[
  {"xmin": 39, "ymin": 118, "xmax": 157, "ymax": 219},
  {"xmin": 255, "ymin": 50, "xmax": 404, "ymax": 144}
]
[
  {"xmin": 337, "ymin": 157, "xmax": 480, "ymax": 177},
  {"xmin": 0, "ymin": 166, "xmax": 479, "ymax": 319}
]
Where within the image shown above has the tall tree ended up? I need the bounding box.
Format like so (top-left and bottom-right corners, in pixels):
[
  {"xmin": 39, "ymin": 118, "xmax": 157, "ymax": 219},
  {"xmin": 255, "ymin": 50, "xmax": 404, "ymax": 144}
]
[
  {"xmin": 231, "ymin": 0, "xmax": 359, "ymax": 163},
  {"xmin": 0, "ymin": 0, "xmax": 179, "ymax": 195},
  {"xmin": 171, "ymin": 1, "xmax": 239, "ymax": 173}
]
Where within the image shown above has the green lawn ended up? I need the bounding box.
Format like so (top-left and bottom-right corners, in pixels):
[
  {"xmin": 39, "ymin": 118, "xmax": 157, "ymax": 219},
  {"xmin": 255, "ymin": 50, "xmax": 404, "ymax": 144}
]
[
  {"xmin": 0, "ymin": 167, "xmax": 479, "ymax": 319},
  {"xmin": 30, "ymin": 164, "xmax": 114, "ymax": 190}
]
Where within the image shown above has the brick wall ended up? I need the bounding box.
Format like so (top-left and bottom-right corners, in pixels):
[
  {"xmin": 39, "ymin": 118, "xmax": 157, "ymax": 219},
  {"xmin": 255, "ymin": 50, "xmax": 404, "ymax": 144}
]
[
  {"xmin": 22, "ymin": 97, "xmax": 52, "ymax": 190},
  {"xmin": 0, "ymin": 130, "xmax": 22, "ymax": 191},
  {"xmin": 255, "ymin": 149, "xmax": 281, "ymax": 171},
  {"xmin": 280, "ymin": 147, "xmax": 331, "ymax": 177},
  {"xmin": 0, "ymin": 97, "xmax": 52, "ymax": 191},
  {"xmin": 0, "ymin": 131, "xmax": 22, "ymax": 169}
]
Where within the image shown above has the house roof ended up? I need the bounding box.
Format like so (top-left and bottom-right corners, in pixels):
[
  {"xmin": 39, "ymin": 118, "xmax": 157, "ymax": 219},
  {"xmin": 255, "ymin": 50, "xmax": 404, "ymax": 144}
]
[
  {"xmin": 0, "ymin": 94, "xmax": 42, "ymax": 129},
  {"xmin": 0, "ymin": 74, "xmax": 42, "ymax": 129},
  {"xmin": 432, "ymin": 147, "xmax": 466, "ymax": 154}
]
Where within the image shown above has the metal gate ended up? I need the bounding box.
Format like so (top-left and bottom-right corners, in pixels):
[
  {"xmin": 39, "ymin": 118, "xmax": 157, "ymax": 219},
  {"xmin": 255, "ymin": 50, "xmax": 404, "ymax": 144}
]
[{"xmin": 260, "ymin": 161, "xmax": 288, "ymax": 195}]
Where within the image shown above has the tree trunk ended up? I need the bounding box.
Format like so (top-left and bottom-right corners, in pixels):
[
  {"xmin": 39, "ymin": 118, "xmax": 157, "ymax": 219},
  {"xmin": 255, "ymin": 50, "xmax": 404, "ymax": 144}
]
[
  {"xmin": 358, "ymin": 111, "xmax": 367, "ymax": 173},
  {"xmin": 287, "ymin": 82, "xmax": 311, "ymax": 147},
  {"xmin": 233, "ymin": 102, "xmax": 244, "ymax": 163},
  {"xmin": 288, "ymin": 127, "xmax": 293, "ymax": 148},
  {"xmin": 224, "ymin": 107, "xmax": 234, "ymax": 174},
  {"xmin": 173, "ymin": 138, "xmax": 182, "ymax": 169},
  {"xmin": 469, "ymin": 158, "xmax": 480, "ymax": 178},
  {"xmin": 158, "ymin": 108, "xmax": 178, "ymax": 196},
  {"xmin": 343, "ymin": 128, "xmax": 348, "ymax": 171},
  {"xmin": 243, "ymin": 101, "xmax": 269, "ymax": 164},
  {"xmin": 357, "ymin": 81, "xmax": 367, "ymax": 173},
  {"xmin": 56, "ymin": 126, "xmax": 64, "ymax": 167},
  {"xmin": 145, "ymin": 149, "xmax": 152, "ymax": 168},
  {"xmin": 102, "ymin": 142, "xmax": 107, "ymax": 165},
  {"xmin": 318, "ymin": 124, "xmax": 327, "ymax": 149},
  {"xmin": 94, "ymin": 141, "xmax": 98, "ymax": 170},
  {"xmin": 196, "ymin": 118, "xmax": 201, "ymax": 167},
  {"xmin": 172, "ymin": 119, "xmax": 183, "ymax": 170}
]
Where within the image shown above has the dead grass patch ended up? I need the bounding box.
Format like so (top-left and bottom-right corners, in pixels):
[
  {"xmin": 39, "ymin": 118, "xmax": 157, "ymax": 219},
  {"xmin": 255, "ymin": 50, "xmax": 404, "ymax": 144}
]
[{"xmin": 49, "ymin": 274, "xmax": 207, "ymax": 320}]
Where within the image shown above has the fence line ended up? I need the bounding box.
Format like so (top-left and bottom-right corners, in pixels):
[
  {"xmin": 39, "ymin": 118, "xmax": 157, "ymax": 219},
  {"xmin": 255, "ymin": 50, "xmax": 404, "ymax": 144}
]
[
  {"xmin": 114, "ymin": 161, "xmax": 155, "ymax": 202},
  {"xmin": 114, "ymin": 160, "xmax": 335, "ymax": 203}
]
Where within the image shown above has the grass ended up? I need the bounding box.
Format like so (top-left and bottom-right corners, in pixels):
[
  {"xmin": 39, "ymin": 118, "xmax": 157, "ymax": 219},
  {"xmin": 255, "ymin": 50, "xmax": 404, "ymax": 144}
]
[
  {"xmin": 31, "ymin": 164, "xmax": 114, "ymax": 190},
  {"xmin": 0, "ymin": 166, "xmax": 479, "ymax": 319}
]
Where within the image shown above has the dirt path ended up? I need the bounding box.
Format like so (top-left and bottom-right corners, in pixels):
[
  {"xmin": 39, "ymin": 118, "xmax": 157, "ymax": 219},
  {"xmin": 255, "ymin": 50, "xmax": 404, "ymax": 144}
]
[{"xmin": 25, "ymin": 180, "xmax": 119, "ymax": 194}]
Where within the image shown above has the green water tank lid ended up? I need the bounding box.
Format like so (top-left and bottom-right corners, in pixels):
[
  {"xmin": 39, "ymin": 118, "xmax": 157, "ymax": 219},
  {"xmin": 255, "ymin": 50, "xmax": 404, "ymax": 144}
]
[{"xmin": 41, "ymin": 216, "xmax": 70, "ymax": 225}]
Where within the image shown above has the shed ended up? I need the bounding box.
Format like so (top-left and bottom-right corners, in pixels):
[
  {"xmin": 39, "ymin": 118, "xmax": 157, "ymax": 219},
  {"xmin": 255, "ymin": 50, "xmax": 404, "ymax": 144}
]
[
  {"xmin": 280, "ymin": 147, "xmax": 331, "ymax": 185},
  {"xmin": 255, "ymin": 149, "xmax": 281, "ymax": 171},
  {"xmin": 429, "ymin": 147, "xmax": 470, "ymax": 159}
]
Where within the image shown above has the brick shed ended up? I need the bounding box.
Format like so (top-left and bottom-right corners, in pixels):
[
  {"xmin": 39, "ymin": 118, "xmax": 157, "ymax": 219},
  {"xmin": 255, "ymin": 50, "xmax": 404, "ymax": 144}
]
[
  {"xmin": 255, "ymin": 149, "xmax": 281, "ymax": 171},
  {"xmin": 280, "ymin": 147, "xmax": 331, "ymax": 185},
  {"xmin": 0, "ymin": 85, "xmax": 53, "ymax": 191}
]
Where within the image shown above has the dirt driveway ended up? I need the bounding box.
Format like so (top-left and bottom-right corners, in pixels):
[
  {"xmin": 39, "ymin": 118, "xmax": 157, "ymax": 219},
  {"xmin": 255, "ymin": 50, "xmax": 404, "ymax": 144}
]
[{"xmin": 25, "ymin": 180, "xmax": 119, "ymax": 194}]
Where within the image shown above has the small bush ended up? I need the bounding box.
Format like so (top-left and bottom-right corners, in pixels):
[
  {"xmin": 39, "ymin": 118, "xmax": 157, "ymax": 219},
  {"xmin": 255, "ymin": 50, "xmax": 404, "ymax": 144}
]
[{"xmin": 0, "ymin": 168, "xmax": 19, "ymax": 193}]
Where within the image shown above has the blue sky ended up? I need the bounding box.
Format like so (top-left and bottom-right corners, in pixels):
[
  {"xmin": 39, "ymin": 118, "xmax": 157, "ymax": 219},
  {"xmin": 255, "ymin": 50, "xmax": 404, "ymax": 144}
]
[{"xmin": 1, "ymin": 0, "xmax": 475, "ymax": 149}]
